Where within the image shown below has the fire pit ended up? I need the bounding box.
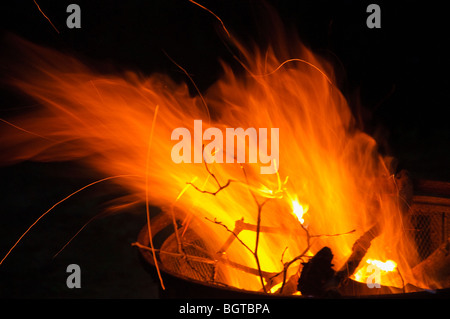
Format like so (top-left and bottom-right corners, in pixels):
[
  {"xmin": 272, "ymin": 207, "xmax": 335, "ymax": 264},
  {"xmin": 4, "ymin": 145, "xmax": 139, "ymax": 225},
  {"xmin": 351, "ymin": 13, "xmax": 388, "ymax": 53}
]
[{"xmin": 136, "ymin": 177, "xmax": 450, "ymax": 298}]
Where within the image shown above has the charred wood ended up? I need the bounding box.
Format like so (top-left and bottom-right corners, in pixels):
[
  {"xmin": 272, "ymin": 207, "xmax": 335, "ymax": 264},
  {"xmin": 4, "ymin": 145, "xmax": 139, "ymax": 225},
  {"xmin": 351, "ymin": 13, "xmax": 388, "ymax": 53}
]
[
  {"xmin": 297, "ymin": 225, "xmax": 380, "ymax": 297},
  {"xmin": 297, "ymin": 247, "xmax": 335, "ymax": 297}
]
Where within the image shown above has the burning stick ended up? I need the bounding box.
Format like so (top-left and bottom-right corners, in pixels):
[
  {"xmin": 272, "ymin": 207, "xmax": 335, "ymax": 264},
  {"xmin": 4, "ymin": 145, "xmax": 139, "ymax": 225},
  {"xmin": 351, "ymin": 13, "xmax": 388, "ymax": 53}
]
[
  {"xmin": 186, "ymin": 144, "xmax": 236, "ymax": 196},
  {"xmin": 203, "ymin": 217, "xmax": 283, "ymax": 287},
  {"xmin": 334, "ymin": 224, "xmax": 381, "ymax": 283},
  {"xmin": 272, "ymin": 223, "xmax": 312, "ymax": 294},
  {"xmin": 206, "ymin": 217, "xmax": 281, "ymax": 256},
  {"xmin": 240, "ymin": 166, "xmax": 272, "ymax": 293},
  {"xmin": 206, "ymin": 217, "xmax": 254, "ymax": 256}
]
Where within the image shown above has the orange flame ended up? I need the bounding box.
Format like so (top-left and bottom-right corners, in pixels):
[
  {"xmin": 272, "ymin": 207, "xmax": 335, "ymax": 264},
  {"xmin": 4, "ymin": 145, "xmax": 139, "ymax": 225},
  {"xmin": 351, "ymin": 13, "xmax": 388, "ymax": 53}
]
[{"xmin": 1, "ymin": 25, "xmax": 423, "ymax": 293}]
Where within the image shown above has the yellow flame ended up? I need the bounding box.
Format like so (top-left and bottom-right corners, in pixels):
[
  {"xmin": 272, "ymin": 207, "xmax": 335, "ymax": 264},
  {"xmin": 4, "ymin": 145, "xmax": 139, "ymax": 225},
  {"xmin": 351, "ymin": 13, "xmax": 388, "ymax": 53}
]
[
  {"xmin": 291, "ymin": 197, "xmax": 308, "ymax": 224},
  {"xmin": 352, "ymin": 258, "xmax": 398, "ymax": 287},
  {"xmin": 366, "ymin": 259, "xmax": 397, "ymax": 272}
]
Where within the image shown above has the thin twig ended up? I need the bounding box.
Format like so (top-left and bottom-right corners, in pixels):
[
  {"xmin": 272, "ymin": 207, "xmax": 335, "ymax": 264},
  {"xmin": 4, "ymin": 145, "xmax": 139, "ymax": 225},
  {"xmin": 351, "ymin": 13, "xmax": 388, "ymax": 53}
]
[
  {"xmin": 254, "ymin": 200, "xmax": 269, "ymax": 292},
  {"xmin": 235, "ymin": 219, "xmax": 280, "ymax": 233},
  {"xmin": 241, "ymin": 165, "xmax": 270, "ymax": 293},
  {"xmin": 280, "ymin": 247, "xmax": 289, "ymax": 264},
  {"xmin": 188, "ymin": 179, "xmax": 234, "ymax": 196},
  {"xmin": 277, "ymin": 223, "xmax": 311, "ymax": 293},
  {"xmin": 187, "ymin": 146, "xmax": 235, "ymax": 196},
  {"xmin": 189, "ymin": 155, "xmax": 273, "ymax": 290},
  {"xmin": 170, "ymin": 206, "xmax": 183, "ymax": 254},
  {"xmin": 205, "ymin": 217, "xmax": 253, "ymax": 254},
  {"xmin": 194, "ymin": 161, "xmax": 270, "ymax": 293},
  {"xmin": 397, "ymin": 266, "xmax": 406, "ymax": 294},
  {"xmin": 310, "ymin": 229, "xmax": 356, "ymax": 238}
]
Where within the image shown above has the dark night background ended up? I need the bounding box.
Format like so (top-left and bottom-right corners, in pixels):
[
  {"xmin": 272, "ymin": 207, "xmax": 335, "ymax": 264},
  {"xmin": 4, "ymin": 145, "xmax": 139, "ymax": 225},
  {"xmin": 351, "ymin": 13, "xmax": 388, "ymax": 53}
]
[{"xmin": 0, "ymin": 0, "xmax": 449, "ymax": 299}]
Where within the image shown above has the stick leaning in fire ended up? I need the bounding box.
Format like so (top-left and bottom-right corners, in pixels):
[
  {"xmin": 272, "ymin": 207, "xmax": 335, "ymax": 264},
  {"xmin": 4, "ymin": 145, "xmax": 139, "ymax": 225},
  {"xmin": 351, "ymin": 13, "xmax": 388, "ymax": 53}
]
[{"xmin": 333, "ymin": 223, "xmax": 380, "ymax": 284}]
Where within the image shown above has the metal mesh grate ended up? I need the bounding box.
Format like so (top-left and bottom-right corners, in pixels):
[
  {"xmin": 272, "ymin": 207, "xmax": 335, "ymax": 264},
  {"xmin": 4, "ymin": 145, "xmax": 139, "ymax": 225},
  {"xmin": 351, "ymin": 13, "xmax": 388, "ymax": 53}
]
[
  {"xmin": 159, "ymin": 230, "xmax": 218, "ymax": 282},
  {"xmin": 410, "ymin": 211, "xmax": 448, "ymax": 260}
]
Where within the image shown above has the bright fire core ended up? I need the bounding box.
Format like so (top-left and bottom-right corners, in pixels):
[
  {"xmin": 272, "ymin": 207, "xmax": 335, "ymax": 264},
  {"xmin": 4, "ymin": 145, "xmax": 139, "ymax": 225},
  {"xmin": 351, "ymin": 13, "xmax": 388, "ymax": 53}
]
[{"xmin": 1, "ymin": 19, "xmax": 423, "ymax": 294}]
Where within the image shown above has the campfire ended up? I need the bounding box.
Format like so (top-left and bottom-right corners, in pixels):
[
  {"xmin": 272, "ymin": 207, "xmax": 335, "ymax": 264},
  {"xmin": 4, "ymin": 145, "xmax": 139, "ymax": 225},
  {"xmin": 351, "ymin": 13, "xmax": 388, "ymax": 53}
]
[{"xmin": 1, "ymin": 4, "xmax": 449, "ymax": 298}]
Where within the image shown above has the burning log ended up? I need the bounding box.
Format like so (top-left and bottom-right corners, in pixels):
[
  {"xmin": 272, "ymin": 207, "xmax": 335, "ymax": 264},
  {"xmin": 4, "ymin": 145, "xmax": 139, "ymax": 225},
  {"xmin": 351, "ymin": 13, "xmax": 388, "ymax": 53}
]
[
  {"xmin": 297, "ymin": 224, "xmax": 380, "ymax": 297},
  {"xmin": 297, "ymin": 247, "xmax": 335, "ymax": 297}
]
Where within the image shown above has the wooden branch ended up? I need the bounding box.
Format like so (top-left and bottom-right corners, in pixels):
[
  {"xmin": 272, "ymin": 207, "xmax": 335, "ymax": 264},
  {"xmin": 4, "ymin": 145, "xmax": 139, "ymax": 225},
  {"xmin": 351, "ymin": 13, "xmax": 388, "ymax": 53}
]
[
  {"xmin": 187, "ymin": 145, "xmax": 235, "ymax": 196},
  {"xmin": 278, "ymin": 223, "xmax": 311, "ymax": 293},
  {"xmin": 241, "ymin": 165, "xmax": 270, "ymax": 293},
  {"xmin": 205, "ymin": 217, "xmax": 253, "ymax": 255},
  {"xmin": 310, "ymin": 229, "xmax": 356, "ymax": 238},
  {"xmin": 187, "ymin": 158, "xmax": 270, "ymax": 293},
  {"xmin": 322, "ymin": 224, "xmax": 381, "ymax": 296},
  {"xmin": 336, "ymin": 224, "xmax": 380, "ymax": 279},
  {"xmin": 235, "ymin": 219, "xmax": 280, "ymax": 233},
  {"xmin": 187, "ymin": 178, "xmax": 234, "ymax": 196}
]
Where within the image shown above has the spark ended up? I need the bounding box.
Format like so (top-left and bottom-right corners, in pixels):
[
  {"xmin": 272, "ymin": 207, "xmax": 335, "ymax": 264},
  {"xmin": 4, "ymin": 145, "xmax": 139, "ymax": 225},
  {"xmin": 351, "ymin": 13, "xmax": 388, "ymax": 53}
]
[
  {"xmin": 261, "ymin": 58, "xmax": 333, "ymax": 85},
  {"xmin": 33, "ymin": 0, "xmax": 60, "ymax": 34},
  {"xmin": 188, "ymin": 0, "xmax": 231, "ymax": 38},
  {"xmin": 162, "ymin": 50, "xmax": 211, "ymax": 124},
  {"xmin": 144, "ymin": 104, "xmax": 165, "ymax": 290},
  {"xmin": 0, "ymin": 174, "xmax": 137, "ymax": 266},
  {"xmin": 0, "ymin": 118, "xmax": 54, "ymax": 141}
]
